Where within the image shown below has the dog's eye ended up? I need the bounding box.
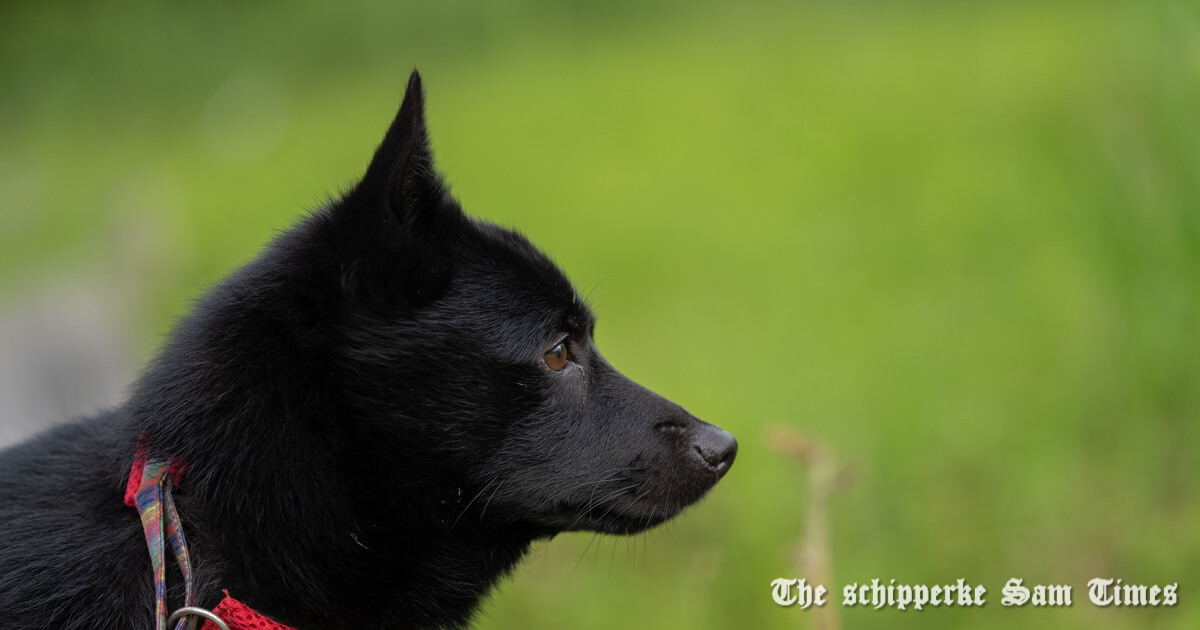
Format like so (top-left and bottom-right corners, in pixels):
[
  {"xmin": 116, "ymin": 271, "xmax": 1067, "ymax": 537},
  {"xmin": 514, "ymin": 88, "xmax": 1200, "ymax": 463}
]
[{"xmin": 543, "ymin": 342, "xmax": 568, "ymax": 371}]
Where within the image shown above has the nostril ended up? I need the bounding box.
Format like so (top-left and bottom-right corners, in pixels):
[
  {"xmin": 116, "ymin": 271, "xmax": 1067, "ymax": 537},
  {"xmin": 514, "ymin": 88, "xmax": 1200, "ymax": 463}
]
[
  {"xmin": 715, "ymin": 440, "xmax": 737, "ymax": 471},
  {"xmin": 693, "ymin": 427, "xmax": 738, "ymax": 476}
]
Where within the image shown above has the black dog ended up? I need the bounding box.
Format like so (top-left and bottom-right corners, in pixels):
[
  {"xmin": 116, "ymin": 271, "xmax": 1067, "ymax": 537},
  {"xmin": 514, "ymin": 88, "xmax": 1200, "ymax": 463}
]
[{"xmin": 0, "ymin": 71, "xmax": 736, "ymax": 630}]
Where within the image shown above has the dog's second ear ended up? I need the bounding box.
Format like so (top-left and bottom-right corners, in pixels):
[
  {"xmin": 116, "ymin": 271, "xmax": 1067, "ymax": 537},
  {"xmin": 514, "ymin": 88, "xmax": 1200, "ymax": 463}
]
[{"xmin": 336, "ymin": 70, "xmax": 460, "ymax": 308}]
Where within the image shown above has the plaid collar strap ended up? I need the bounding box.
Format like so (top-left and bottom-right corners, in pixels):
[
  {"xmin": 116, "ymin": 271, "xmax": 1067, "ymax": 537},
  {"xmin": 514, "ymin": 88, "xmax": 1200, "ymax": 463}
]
[{"xmin": 125, "ymin": 454, "xmax": 299, "ymax": 630}]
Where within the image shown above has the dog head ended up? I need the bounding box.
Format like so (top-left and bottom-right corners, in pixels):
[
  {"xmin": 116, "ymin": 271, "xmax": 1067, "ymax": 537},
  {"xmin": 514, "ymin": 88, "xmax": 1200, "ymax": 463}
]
[{"xmin": 328, "ymin": 71, "xmax": 736, "ymax": 536}]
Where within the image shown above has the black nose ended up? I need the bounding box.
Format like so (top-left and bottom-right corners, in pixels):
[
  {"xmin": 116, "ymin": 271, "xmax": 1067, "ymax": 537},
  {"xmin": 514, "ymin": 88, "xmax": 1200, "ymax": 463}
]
[{"xmin": 692, "ymin": 424, "xmax": 737, "ymax": 477}]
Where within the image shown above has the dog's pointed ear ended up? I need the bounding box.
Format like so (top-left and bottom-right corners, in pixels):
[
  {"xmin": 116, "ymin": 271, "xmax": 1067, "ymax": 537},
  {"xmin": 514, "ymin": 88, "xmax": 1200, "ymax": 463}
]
[
  {"xmin": 358, "ymin": 69, "xmax": 448, "ymax": 228},
  {"xmin": 337, "ymin": 70, "xmax": 459, "ymax": 308}
]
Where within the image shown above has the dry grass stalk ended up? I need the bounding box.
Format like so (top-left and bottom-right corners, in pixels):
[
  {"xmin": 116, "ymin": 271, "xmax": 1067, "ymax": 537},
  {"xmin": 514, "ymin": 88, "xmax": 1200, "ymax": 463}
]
[{"xmin": 767, "ymin": 426, "xmax": 857, "ymax": 630}]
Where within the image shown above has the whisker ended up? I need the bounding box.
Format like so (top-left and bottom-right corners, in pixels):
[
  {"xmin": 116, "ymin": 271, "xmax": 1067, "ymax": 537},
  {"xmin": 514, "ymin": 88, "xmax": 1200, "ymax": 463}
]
[
  {"xmin": 478, "ymin": 479, "xmax": 505, "ymax": 523},
  {"xmin": 571, "ymin": 532, "xmax": 601, "ymax": 577},
  {"xmin": 559, "ymin": 467, "xmax": 642, "ymax": 494},
  {"xmin": 453, "ymin": 476, "xmax": 497, "ymax": 529},
  {"xmin": 564, "ymin": 483, "xmax": 641, "ymax": 530}
]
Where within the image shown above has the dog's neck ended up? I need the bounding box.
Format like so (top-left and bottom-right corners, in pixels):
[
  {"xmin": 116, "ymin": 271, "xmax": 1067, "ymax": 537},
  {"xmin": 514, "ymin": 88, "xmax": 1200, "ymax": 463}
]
[
  {"xmin": 123, "ymin": 287, "xmax": 540, "ymax": 629},
  {"xmin": 127, "ymin": 387, "xmax": 539, "ymax": 630}
]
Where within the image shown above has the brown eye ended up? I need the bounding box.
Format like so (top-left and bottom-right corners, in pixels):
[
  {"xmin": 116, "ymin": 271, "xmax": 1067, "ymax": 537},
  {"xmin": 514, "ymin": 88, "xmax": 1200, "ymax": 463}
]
[{"xmin": 543, "ymin": 342, "xmax": 568, "ymax": 371}]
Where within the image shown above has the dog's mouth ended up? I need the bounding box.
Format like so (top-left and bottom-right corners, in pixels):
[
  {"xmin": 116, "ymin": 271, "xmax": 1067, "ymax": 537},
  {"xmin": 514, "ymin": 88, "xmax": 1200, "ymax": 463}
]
[
  {"xmin": 504, "ymin": 420, "xmax": 737, "ymax": 536},
  {"xmin": 538, "ymin": 476, "xmax": 718, "ymax": 535},
  {"xmin": 547, "ymin": 499, "xmax": 677, "ymax": 535}
]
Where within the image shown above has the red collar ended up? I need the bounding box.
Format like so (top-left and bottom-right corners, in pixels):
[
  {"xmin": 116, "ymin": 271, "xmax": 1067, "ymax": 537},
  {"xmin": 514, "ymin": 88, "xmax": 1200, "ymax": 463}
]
[{"xmin": 126, "ymin": 454, "xmax": 299, "ymax": 630}]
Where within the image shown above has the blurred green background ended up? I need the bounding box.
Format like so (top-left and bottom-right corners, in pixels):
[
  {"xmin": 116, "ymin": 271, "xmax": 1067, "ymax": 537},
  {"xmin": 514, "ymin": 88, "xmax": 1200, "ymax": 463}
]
[{"xmin": 1, "ymin": 0, "xmax": 1197, "ymax": 628}]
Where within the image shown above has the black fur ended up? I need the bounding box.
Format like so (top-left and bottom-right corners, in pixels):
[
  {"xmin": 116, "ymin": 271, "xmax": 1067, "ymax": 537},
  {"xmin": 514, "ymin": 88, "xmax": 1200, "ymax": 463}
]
[{"xmin": 0, "ymin": 71, "xmax": 736, "ymax": 630}]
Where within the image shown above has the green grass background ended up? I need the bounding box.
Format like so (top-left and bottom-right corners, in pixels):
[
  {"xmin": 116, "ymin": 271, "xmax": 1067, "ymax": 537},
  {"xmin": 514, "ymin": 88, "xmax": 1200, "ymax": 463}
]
[{"xmin": 1, "ymin": 1, "xmax": 1197, "ymax": 628}]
